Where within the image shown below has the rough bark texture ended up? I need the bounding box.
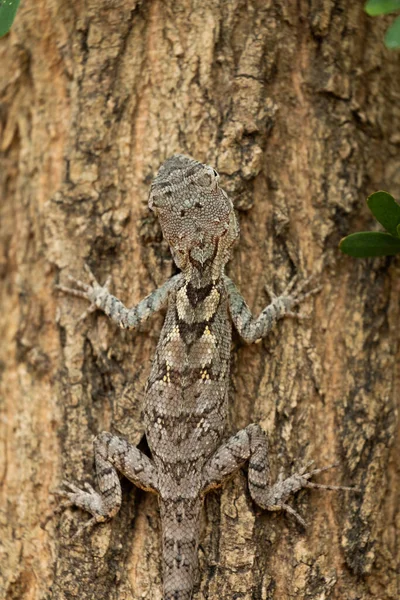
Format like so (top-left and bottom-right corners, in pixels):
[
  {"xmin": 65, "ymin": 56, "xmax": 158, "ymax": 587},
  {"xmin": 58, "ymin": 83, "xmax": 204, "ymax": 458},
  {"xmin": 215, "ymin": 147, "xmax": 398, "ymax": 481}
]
[{"xmin": 1, "ymin": 1, "xmax": 399, "ymax": 599}]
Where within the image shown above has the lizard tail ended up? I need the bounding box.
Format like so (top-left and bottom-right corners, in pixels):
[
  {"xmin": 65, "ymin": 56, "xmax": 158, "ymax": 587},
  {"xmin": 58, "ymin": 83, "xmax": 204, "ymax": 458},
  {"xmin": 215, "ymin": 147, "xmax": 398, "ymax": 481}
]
[{"xmin": 160, "ymin": 497, "xmax": 202, "ymax": 600}]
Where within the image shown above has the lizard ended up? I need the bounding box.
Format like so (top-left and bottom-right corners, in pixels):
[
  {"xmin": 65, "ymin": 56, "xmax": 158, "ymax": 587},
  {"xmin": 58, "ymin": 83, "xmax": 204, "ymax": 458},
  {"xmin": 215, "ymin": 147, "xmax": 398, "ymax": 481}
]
[{"xmin": 56, "ymin": 154, "xmax": 355, "ymax": 600}]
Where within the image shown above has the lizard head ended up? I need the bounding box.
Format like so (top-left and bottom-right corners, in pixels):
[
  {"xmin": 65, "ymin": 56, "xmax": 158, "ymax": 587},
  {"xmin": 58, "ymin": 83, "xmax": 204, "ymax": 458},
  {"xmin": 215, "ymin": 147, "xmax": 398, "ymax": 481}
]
[{"xmin": 148, "ymin": 154, "xmax": 239, "ymax": 276}]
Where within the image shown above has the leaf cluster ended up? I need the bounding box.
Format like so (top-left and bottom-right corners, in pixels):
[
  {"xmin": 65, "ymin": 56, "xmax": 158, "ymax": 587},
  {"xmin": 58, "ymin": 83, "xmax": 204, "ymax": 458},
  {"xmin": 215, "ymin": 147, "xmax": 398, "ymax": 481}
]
[
  {"xmin": 365, "ymin": 0, "xmax": 400, "ymax": 49},
  {"xmin": 0, "ymin": 0, "xmax": 20, "ymax": 38},
  {"xmin": 340, "ymin": 191, "xmax": 400, "ymax": 257}
]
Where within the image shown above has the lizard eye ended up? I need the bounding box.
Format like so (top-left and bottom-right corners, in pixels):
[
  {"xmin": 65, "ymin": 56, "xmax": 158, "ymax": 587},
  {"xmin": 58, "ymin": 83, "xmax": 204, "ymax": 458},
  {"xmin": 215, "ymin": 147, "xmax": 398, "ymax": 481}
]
[
  {"xmin": 197, "ymin": 173, "xmax": 214, "ymax": 187},
  {"xmin": 148, "ymin": 193, "xmax": 159, "ymax": 210},
  {"xmin": 196, "ymin": 168, "xmax": 219, "ymax": 190}
]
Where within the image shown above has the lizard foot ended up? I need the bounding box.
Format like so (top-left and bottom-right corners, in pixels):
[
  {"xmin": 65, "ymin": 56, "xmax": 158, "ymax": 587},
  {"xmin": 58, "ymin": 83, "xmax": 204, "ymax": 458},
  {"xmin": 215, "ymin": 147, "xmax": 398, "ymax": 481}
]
[
  {"xmin": 56, "ymin": 264, "xmax": 112, "ymax": 325},
  {"xmin": 53, "ymin": 480, "xmax": 110, "ymax": 536},
  {"xmin": 265, "ymin": 273, "xmax": 322, "ymax": 320},
  {"xmin": 258, "ymin": 462, "xmax": 359, "ymax": 527}
]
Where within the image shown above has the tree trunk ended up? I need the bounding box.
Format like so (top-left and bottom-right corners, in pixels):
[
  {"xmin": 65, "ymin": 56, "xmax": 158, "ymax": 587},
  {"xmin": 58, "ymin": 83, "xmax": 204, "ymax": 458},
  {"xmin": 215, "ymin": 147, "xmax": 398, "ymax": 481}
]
[{"xmin": 1, "ymin": 1, "xmax": 399, "ymax": 599}]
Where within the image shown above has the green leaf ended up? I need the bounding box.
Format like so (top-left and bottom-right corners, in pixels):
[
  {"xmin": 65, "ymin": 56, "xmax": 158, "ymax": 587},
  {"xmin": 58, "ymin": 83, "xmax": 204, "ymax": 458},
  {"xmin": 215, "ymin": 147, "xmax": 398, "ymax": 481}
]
[
  {"xmin": 367, "ymin": 191, "xmax": 400, "ymax": 236},
  {"xmin": 397, "ymin": 223, "xmax": 400, "ymax": 237},
  {"xmin": 0, "ymin": 0, "xmax": 21, "ymax": 37},
  {"xmin": 385, "ymin": 15, "xmax": 400, "ymax": 48},
  {"xmin": 365, "ymin": 0, "xmax": 400, "ymax": 15},
  {"xmin": 339, "ymin": 231, "xmax": 400, "ymax": 257}
]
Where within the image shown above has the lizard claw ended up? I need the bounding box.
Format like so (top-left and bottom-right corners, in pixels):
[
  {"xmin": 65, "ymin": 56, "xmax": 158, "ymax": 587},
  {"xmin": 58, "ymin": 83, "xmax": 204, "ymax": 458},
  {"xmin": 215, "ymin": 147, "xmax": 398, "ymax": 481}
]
[
  {"xmin": 273, "ymin": 273, "xmax": 323, "ymax": 320},
  {"xmin": 83, "ymin": 263, "xmax": 112, "ymax": 293},
  {"xmin": 264, "ymin": 276, "xmax": 297, "ymax": 301},
  {"xmin": 55, "ymin": 284, "xmax": 89, "ymax": 300},
  {"xmin": 264, "ymin": 283, "xmax": 277, "ymax": 301},
  {"xmin": 51, "ymin": 482, "xmax": 104, "ymax": 538},
  {"xmin": 67, "ymin": 274, "xmax": 91, "ymax": 292},
  {"xmin": 52, "ymin": 479, "xmax": 111, "ymax": 539},
  {"xmin": 83, "ymin": 263, "xmax": 98, "ymax": 286},
  {"xmin": 297, "ymin": 460, "xmax": 315, "ymax": 475},
  {"xmin": 54, "ymin": 479, "xmax": 107, "ymax": 522},
  {"xmin": 56, "ymin": 271, "xmax": 95, "ymax": 305},
  {"xmin": 281, "ymin": 503, "xmax": 306, "ymax": 528},
  {"xmin": 83, "ymin": 481, "xmax": 97, "ymax": 494},
  {"xmin": 264, "ymin": 273, "xmax": 322, "ymax": 321},
  {"xmin": 298, "ymin": 462, "xmax": 360, "ymax": 493},
  {"xmin": 282, "ymin": 274, "xmax": 298, "ymax": 296},
  {"xmin": 61, "ymin": 479, "xmax": 84, "ymax": 493},
  {"xmin": 284, "ymin": 311, "xmax": 310, "ymax": 320},
  {"xmin": 41, "ymin": 494, "xmax": 76, "ymax": 530},
  {"xmin": 260, "ymin": 460, "xmax": 359, "ymax": 528},
  {"xmin": 288, "ymin": 272, "xmax": 322, "ymax": 305},
  {"xmin": 75, "ymin": 302, "xmax": 98, "ymax": 328},
  {"xmin": 292, "ymin": 273, "xmax": 315, "ymax": 295},
  {"xmin": 56, "ymin": 266, "xmax": 112, "ymax": 327},
  {"xmin": 104, "ymin": 274, "xmax": 112, "ymax": 291},
  {"xmin": 301, "ymin": 463, "xmax": 361, "ymax": 492},
  {"xmin": 71, "ymin": 516, "xmax": 99, "ymax": 539},
  {"xmin": 55, "ymin": 273, "xmax": 92, "ymax": 301},
  {"xmin": 290, "ymin": 284, "xmax": 323, "ymax": 308}
]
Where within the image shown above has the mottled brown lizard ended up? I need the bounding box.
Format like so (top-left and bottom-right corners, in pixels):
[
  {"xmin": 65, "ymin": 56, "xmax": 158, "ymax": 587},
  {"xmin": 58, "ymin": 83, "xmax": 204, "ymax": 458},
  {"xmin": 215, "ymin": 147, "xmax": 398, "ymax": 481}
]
[{"xmin": 56, "ymin": 154, "xmax": 355, "ymax": 600}]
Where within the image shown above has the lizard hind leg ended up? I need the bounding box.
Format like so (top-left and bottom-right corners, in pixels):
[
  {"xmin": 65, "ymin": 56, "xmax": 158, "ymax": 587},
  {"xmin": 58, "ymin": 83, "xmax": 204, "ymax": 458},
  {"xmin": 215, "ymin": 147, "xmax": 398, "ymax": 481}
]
[
  {"xmin": 202, "ymin": 423, "xmax": 356, "ymax": 526},
  {"xmin": 55, "ymin": 431, "xmax": 159, "ymax": 535}
]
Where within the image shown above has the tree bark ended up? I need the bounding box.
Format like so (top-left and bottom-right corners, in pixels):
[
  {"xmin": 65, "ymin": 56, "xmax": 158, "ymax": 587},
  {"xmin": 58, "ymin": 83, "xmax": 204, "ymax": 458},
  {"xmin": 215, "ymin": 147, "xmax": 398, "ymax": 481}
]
[{"xmin": 1, "ymin": 1, "xmax": 399, "ymax": 599}]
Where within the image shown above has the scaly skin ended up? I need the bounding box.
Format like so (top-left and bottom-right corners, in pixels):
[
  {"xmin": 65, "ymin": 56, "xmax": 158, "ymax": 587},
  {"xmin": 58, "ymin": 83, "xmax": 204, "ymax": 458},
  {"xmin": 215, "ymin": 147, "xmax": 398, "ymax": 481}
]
[{"xmin": 56, "ymin": 154, "xmax": 355, "ymax": 600}]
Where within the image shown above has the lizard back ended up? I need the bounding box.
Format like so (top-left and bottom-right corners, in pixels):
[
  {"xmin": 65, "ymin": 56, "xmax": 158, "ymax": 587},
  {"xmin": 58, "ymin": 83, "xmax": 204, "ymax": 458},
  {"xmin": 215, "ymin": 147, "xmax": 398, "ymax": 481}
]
[
  {"xmin": 144, "ymin": 277, "xmax": 232, "ymax": 499},
  {"xmin": 145, "ymin": 154, "xmax": 240, "ymax": 599}
]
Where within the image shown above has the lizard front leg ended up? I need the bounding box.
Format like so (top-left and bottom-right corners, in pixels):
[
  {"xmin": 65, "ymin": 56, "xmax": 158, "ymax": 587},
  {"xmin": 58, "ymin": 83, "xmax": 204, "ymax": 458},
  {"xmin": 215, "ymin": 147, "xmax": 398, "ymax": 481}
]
[
  {"xmin": 224, "ymin": 274, "xmax": 321, "ymax": 343},
  {"xmin": 56, "ymin": 432, "xmax": 159, "ymax": 534},
  {"xmin": 202, "ymin": 424, "xmax": 355, "ymax": 526},
  {"xmin": 57, "ymin": 264, "xmax": 182, "ymax": 329}
]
